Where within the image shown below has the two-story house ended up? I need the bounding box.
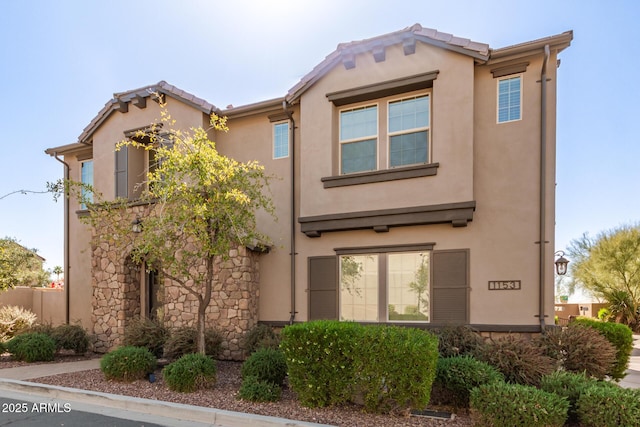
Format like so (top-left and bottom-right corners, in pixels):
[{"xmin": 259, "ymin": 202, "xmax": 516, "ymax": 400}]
[{"xmin": 46, "ymin": 24, "xmax": 572, "ymax": 359}]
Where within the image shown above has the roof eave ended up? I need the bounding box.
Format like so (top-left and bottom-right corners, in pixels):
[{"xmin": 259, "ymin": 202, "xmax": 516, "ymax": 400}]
[
  {"xmin": 222, "ymin": 97, "xmax": 286, "ymax": 119},
  {"xmin": 45, "ymin": 142, "xmax": 92, "ymax": 157},
  {"xmin": 488, "ymin": 30, "xmax": 573, "ymax": 63}
]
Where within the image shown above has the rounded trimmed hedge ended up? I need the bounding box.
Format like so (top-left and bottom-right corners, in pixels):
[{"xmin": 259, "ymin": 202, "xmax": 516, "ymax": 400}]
[{"xmin": 100, "ymin": 346, "xmax": 156, "ymax": 382}]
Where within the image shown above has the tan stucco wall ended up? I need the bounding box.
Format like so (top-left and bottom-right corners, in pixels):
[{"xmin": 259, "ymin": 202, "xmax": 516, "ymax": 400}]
[
  {"xmin": 298, "ymin": 43, "xmax": 475, "ymax": 218},
  {"xmin": 0, "ymin": 287, "xmax": 65, "ymax": 326},
  {"xmin": 217, "ymin": 107, "xmax": 297, "ymax": 321},
  {"xmin": 92, "ymin": 98, "xmax": 209, "ymax": 201}
]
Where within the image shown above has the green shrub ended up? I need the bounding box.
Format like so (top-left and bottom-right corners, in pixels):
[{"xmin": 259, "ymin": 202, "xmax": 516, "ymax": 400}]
[
  {"xmin": 163, "ymin": 353, "xmax": 216, "ymax": 393},
  {"xmin": 597, "ymin": 307, "xmax": 611, "ymax": 321},
  {"xmin": 431, "ymin": 355, "xmax": 504, "ymax": 408},
  {"xmin": 6, "ymin": 333, "xmax": 55, "ymax": 362},
  {"xmin": 540, "ymin": 371, "xmax": 617, "ymax": 423},
  {"xmin": 241, "ymin": 324, "xmax": 280, "ymax": 355},
  {"xmin": 478, "ymin": 335, "xmax": 554, "ymax": 386},
  {"xmin": 576, "ymin": 384, "xmax": 640, "ymax": 427},
  {"xmin": 470, "ymin": 382, "xmax": 568, "ymax": 427},
  {"xmin": 19, "ymin": 323, "xmax": 54, "ymax": 337},
  {"xmin": 0, "ymin": 306, "xmax": 37, "ymax": 341},
  {"xmin": 355, "ymin": 325, "xmax": 439, "ymax": 414},
  {"xmin": 51, "ymin": 324, "xmax": 89, "ymax": 354},
  {"xmin": 280, "ymin": 320, "xmax": 361, "ymax": 407},
  {"xmin": 537, "ymin": 324, "xmax": 617, "ymax": 379},
  {"xmin": 433, "ymin": 325, "xmax": 485, "ymax": 358},
  {"xmin": 572, "ymin": 317, "xmax": 633, "ymax": 380},
  {"xmin": 238, "ymin": 376, "xmax": 282, "ymax": 402},
  {"xmin": 123, "ymin": 317, "xmax": 169, "ymax": 358},
  {"xmin": 0, "ymin": 340, "xmax": 5, "ymax": 354},
  {"xmin": 241, "ymin": 348, "xmax": 287, "ymax": 385},
  {"xmin": 100, "ymin": 346, "xmax": 156, "ymax": 382},
  {"xmin": 163, "ymin": 326, "xmax": 223, "ymax": 360}
]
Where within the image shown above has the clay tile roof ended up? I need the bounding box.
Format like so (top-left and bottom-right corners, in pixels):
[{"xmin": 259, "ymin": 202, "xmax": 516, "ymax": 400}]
[
  {"xmin": 76, "ymin": 81, "xmax": 217, "ymax": 144},
  {"xmin": 286, "ymin": 23, "xmax": 489, "ymax": 102}
]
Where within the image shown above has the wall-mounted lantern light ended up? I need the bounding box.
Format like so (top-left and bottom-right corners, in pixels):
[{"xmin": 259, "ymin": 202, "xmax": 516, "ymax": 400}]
[
  {"xmin": 554, "ymin": 250, "xmax": 569, "ymax": 275},
  {"xmin": 131, "ymin": 217, "xmax": 143, "ymax": 233}
]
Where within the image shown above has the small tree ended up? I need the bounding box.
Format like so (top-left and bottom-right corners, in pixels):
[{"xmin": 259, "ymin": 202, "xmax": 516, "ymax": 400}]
[
  {"xmin": 0, "ymin": 237, "xmax": 49, "ymax": 290},
  {"xmin": 53, "ymin": 109, "xmax": 275, "ymax": 353},
  {"xmin": 569, "ymin": 224, "xmax": 640, "ymax": 331}
]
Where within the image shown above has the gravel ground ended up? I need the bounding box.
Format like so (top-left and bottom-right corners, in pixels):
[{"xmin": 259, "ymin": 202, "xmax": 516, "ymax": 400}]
[{"xmin": 1, "ymin": 354, "xmax": 473, "ymax": 427}]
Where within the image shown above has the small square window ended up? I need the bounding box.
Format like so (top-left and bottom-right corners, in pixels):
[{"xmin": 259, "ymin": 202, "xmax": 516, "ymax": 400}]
[
  {"xmin": 497, "ymin": 76, "xmax": 521, "ymax": 123},
  {"xmin": 273, "ymin": 122, "xmax": 289, "ymax": 159}
]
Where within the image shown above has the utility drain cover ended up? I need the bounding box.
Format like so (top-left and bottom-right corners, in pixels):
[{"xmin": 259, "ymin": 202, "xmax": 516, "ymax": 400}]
[{"xmin": 410, "ymin": 409, "xmax": 455, "ymax": 420}]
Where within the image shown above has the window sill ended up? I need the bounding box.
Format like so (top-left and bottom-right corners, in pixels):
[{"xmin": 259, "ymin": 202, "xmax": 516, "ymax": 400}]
[{"xmin": 321, "ymin": 163, "xmax": 439, "ymax": 188}]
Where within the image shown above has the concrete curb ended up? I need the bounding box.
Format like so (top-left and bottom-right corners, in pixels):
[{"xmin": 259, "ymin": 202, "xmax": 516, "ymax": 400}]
[{"xmin": 0, "ymin": 378, "xmax": 334, "ymax": 427}]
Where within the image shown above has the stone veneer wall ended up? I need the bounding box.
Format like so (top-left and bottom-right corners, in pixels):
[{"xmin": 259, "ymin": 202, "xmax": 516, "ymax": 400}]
[{"xmin": 91, "ymin": 204, "xmax": 260, "ymax": 360}]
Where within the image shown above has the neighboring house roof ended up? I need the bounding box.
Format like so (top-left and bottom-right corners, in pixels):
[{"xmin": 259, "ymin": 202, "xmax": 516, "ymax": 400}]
[{"xmin": 286, "ymin": 23, "xmax": 490, "ymax": 103}]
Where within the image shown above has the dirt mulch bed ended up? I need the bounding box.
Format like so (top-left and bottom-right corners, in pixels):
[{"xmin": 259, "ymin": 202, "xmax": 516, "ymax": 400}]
[{"xmin": 18, "ymin": 358, "xmax": 473, "ymax": 427}]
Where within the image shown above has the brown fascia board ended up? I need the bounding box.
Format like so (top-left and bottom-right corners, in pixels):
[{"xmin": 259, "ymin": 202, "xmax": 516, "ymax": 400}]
[
  {"xmin": 44, "ymin": 142, "xmax": 92, "ymax": 157},
  {"xmin": 487, "ymin": 30, "xmax": 573, "ymax": 65},
  {"xmin": 222, "ymin": 97, "xmax": 286, "ymax": 119}
]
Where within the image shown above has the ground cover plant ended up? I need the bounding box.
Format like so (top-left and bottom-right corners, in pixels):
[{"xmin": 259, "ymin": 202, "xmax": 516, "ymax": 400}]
[
  {"xmin": 100, "ymin": 346, "xmax": 156, "ymax": 382},
  {"xmin": 163, "ymin": 353, "xmax": 217, "ymax": 393},
  {"xmin": 6, "ymin": 332, "xmax": 55, "ymax": 362},
  {"xmin": 470, "ymin": 382, "xmax": 569, "ymax": 427}
]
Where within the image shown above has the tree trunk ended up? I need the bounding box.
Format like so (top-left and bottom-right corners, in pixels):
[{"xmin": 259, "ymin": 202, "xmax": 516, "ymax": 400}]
[{"xmin": 196, "ymin": 298, "xmax": 207, "ymax": 354}]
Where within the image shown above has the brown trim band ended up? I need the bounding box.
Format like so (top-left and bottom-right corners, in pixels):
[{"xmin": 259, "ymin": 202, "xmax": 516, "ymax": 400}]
[
  {"xmin": 322, "ymin": 163, "xmax": 439, "ymax": 188},
  {"xmin": 335, "ymin": 242, "xmax": 435, "ymax": 255},
  {"xmin": 326, "ymin": 70, "xmax": 439, "ymax": 106},
  {"xmin": 299, "ymin": 201, "xmax": 476, "ymax": 237},
  {"xmin": 491, "ymin": 62, "xmax": 529, "ymax": 78}
]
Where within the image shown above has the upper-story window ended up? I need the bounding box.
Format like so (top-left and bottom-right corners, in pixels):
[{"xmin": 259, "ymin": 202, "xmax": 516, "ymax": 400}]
[
  {"xmin": 273, "ymin": 122, "xmax": 289, "ymax": 159},
  {"xmin": 497, "ymin": 75, "xmax": 522, "ymax": 123},
  {"xmin": 80, "ymin": 159, "xmax": 93, "ymax": 209},
  {"xmin": 388, "ymin": 95, "xmax": 430, "ymax": 167},
  {"xmin": 338, "ymin": 94, "xmax": 431, "ymax": 175},
  {"xmin": 339, "ymin": 105, "xmax": 378, "ymax": 174}
]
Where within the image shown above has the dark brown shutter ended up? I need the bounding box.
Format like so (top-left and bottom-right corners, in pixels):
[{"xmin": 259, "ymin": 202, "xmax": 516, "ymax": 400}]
[
  {"xmin": 432, "ymin": 249, "xmax": 469, "ymax": 324},
  {"xmin": 308, "ymin": 256, "xmax": 338, "ymax": 320},
  {"xmin": 115, "ymin": 146, "xmax": 128, "ymax": 199}
]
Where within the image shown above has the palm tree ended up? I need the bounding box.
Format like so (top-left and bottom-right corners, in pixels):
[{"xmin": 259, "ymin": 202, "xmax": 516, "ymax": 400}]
[{"xmin": 52, "ymin": 266, "xmax": 63, "ymax": 281}]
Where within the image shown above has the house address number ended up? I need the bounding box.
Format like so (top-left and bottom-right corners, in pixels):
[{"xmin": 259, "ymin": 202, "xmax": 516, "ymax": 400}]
[{"xmin": 488, "ymin": 280, "xmax": 521, "ymax": 290}]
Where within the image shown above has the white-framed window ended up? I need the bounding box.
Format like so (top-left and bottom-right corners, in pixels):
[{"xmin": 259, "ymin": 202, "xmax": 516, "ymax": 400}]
[
  {"xmin": 80, "ymin": 159, "xmax": 93, "ymax": 209},
  {"xmin": 339, "ymin": 104, "xmax": 378, "ymax": 174},
  {"xmin": 273, "ymin": 122, "xmax": 289, "ymax": 159},
  {"xmin": 339, "ymin": 251, "xmax": 430, "ymax": 322},
  {"xmin": 497, "ymin": 75, "xmax": 522, "ymax": 123},
  {"xmin": 388, "ymin": 95, "xmax": 430, "ymax": 167}
]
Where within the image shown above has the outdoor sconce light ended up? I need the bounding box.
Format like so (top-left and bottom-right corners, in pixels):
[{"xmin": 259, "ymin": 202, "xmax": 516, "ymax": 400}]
[
  {"xmin": 131, "ymin": 217, "xmax": 143, "ymax": 233},
  {"xmin": 554, "ymin": 250, "xmax": 569, "ymax": 275}
]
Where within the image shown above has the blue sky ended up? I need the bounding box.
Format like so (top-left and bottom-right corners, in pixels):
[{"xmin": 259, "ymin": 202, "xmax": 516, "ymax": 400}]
[{"xmin": 1, "ymin": 0, "xmax": 639, "ymax": 283}]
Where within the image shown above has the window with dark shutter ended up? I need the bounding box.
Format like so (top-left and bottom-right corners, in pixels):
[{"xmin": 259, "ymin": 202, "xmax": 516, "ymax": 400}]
[
  {"xmin": 308, "ymin": 256, "xmax": 338, "ymax": 320},
  {"xmin": 115, "ymin": 146, "xmax": 128, "ymax": 199},
  {"xmin": 431, "ymin": 249, "xmax": 469, "ymax": 324}
]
